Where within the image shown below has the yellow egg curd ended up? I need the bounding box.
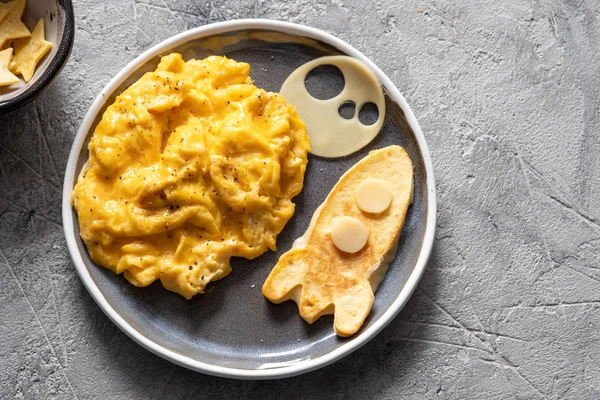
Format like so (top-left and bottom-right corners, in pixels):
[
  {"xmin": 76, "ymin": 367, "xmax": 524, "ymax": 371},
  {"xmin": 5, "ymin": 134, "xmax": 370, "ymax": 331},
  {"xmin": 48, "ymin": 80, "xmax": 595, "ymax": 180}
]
[{"xmin": 71, "ymin": 53, "xmax": 310, "ymax": 299}]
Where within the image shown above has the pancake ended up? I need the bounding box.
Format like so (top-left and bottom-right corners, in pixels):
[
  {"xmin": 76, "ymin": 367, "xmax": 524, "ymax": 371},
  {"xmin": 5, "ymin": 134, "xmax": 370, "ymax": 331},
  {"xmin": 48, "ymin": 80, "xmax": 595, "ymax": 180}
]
[{"xmin": 262, "ymin": 145, "xmax": 414, "ymax": 336}]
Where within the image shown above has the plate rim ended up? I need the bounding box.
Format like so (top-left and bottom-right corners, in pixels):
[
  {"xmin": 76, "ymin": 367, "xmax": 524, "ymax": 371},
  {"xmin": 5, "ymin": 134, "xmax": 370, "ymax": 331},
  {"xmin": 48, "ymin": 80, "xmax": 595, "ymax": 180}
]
[{"xmin": 61, "ymin": 18, "xmax": 437, "ymax": 380}]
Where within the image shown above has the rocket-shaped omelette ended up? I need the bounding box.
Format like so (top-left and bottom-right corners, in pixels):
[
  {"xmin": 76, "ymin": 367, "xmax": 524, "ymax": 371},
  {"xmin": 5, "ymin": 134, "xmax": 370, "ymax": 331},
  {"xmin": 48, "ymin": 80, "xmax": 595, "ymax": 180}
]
[{"xmin": 262, "ymin": 145, "xmax": 414, "ymax": 337}]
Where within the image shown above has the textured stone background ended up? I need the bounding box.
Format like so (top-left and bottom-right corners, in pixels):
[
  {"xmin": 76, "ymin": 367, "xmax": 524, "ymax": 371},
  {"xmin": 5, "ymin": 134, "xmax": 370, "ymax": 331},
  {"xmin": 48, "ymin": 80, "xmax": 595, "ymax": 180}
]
[{"xmin": 1, "ymin": 0, "xmax": 600, "ymax": 398}]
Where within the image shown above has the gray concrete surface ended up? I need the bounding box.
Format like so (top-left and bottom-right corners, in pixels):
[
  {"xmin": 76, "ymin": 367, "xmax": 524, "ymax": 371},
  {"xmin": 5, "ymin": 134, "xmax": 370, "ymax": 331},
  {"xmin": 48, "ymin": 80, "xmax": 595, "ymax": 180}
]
[{"xmin": 1, "ymin": 0, "xmax": 600, "ymax": 398}]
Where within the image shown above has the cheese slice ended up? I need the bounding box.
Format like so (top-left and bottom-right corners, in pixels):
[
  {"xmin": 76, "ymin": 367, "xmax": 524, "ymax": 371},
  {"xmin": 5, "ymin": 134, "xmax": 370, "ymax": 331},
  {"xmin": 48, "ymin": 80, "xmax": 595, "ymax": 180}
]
[
  {"xmin": 355, "ymin": 178, "xmax": 393, "ymax": 213},
  {"xmin": 330, "ymin": 216, "xmax": 369, "ymax": 254}
]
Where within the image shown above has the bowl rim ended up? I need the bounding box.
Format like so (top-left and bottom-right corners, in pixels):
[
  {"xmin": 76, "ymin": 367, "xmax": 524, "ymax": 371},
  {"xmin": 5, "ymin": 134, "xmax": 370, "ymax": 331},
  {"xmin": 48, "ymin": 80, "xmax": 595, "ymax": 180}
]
[
  {"xmin": 61, "ymin": 19, "xmax": 437, "ymax": 380},
  {"xmin": 0, "ymin": 0, "xmax": 75, "ymax": 114}
]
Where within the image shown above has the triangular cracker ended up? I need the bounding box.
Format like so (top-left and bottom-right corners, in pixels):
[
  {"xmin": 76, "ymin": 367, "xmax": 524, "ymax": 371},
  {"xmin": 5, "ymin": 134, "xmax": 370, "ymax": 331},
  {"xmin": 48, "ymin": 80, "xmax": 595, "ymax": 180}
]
[
  {"xmin": 263, "ymin": 146, "xmax": 414, "ymax": 337},
  {"xmin": 11, "ymin": 18, "xmax": 51, "ymax": 82},
  {"xmin": 0, "ymin": 0, "xmax": 30, "ymax": 49},
  {"xmin": 0, "ymin": 47, "xmax": 20, "ymax": 86}
]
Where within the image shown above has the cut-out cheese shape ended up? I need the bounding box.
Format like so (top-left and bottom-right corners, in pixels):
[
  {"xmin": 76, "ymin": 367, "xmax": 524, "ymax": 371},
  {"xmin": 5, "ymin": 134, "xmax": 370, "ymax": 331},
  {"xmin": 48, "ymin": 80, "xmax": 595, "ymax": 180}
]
[
  {"xmin": 355, "ymin": 178, "xmax": 393, "ymax": 213},
  {"xmin": 280, "ymin": 56, "xmax": 386, "ymax": 158},
  {"xmin": 262, "ymin": 145, "xmax": 414, "ymax": 337},
  {"xmin": 331, "ymin": 216, "xmax": 369, "ymax": 253}
]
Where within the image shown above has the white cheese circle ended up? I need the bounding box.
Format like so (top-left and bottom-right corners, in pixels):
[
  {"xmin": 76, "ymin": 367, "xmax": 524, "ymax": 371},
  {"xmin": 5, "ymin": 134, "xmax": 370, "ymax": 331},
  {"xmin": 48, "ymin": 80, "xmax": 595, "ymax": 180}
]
[
  {"xmin": 330, "ymin": 216, "xmax": 369, "ymax": 253},
  {"xmin": 355, "ymin": 179, "xmax": 393, "ymax": 214},
  {"xmin": 280, "ymin": 56, "xmax": 386, "ymax": 158}
]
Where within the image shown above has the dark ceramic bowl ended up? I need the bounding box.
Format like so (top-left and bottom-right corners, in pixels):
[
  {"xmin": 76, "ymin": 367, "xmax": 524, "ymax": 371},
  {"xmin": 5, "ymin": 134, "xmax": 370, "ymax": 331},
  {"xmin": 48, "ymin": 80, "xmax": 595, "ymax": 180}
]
[
  {"xmin": 62, "ymin": 20, "xmax": 437, "ymax": 379},
  {"xmin": 0, "ymin": 0, "xmax": 74, "ymax": 114}
]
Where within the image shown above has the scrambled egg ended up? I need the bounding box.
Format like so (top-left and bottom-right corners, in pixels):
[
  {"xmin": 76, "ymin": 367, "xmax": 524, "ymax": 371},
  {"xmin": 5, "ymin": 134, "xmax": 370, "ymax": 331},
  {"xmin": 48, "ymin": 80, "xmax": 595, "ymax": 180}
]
[{"xmin": 72, "ymin": 53, "xmax": 310, "ymax": 299}]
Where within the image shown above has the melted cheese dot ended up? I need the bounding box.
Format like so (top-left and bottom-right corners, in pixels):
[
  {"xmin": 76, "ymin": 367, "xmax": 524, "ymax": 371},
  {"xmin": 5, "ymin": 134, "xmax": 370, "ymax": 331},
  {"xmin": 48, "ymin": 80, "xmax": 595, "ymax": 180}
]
[
  {"xmin": 330, "ymin": 216, "xmax": 369, "ymax": 253},
  {"xmin": 355, "ymin": 179, "xmax": 393, "ymax": 213}
]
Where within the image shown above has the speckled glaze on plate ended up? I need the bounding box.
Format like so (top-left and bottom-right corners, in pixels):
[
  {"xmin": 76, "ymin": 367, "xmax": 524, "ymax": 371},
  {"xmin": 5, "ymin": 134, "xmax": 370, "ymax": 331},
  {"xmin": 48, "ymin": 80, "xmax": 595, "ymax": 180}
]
[{"xmin": 62, "ymin": 20, "xmax": 436, "ymax": 379}]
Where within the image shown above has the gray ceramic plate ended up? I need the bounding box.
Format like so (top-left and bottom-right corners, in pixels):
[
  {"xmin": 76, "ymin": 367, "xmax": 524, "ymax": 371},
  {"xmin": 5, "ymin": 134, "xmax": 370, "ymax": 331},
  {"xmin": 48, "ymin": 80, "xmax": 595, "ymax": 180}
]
[{"xmin": 62, "ymin": 20, "xmax": 436, "ymax": 379}]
